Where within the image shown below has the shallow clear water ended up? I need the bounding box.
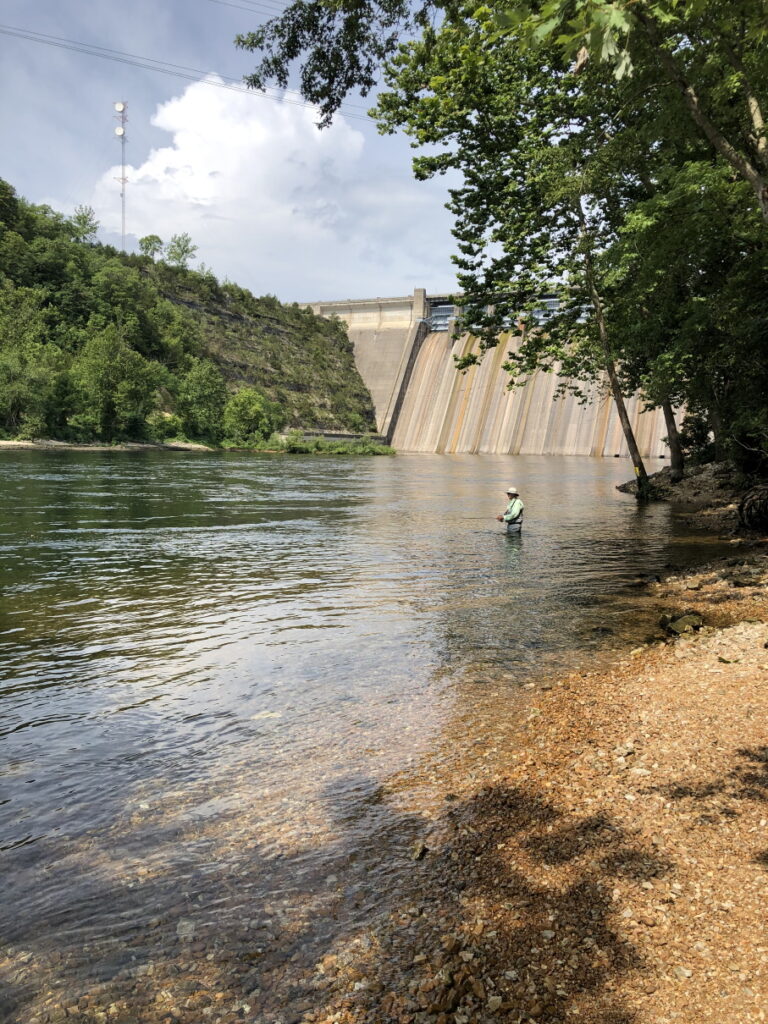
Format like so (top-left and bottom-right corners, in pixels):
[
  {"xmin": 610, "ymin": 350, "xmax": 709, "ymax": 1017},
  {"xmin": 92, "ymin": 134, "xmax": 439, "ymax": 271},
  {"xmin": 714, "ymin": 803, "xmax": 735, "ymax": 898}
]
[{"xmin": 0, "ymin": 450, "xmax": 727, "ymax": 1009}]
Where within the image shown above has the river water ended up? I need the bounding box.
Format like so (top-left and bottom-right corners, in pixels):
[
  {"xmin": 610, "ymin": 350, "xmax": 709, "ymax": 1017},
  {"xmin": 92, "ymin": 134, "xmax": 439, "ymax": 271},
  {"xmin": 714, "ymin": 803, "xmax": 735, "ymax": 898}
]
[{"xmin": 0, "ymin": 450, "xmax": 727, "ymax": 1017}]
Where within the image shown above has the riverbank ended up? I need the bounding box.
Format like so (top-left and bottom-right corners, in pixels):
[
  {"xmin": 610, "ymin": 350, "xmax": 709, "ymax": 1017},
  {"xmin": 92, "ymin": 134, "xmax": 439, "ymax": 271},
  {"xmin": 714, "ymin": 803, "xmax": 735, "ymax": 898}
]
[
  {"xmin": 0, "ymin": 438, "xmax": 214, "ymax": 452},
  {"xmin": 289, "ymin": 544, "xmax": 768, "ymax": 1024},
  {"xmin": 618, "ymin": 461, "xmax": 745, "ymax": 533},
  {"xmin": 0, "ymin": 435, "xmax": 394, "ymax": 456},
  {"xmin": 14, "ymin": 545, "xmax": 765, "ymax": 1024}
]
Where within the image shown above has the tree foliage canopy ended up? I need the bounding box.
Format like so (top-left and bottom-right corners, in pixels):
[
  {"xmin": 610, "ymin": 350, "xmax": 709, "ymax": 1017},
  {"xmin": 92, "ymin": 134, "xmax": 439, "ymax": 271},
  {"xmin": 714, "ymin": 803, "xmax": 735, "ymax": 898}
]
[
  {"xmin": 166, "ymin": 232, "xmax": 198, "ymax": 269},
  {"xmin": 237, "ymin": 0, "xmax": 768, "ymax": 475}
]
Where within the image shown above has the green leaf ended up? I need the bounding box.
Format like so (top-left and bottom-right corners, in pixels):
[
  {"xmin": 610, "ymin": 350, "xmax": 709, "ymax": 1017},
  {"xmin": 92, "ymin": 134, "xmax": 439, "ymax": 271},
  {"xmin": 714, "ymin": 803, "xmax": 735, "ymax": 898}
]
[
  {"xmin": 532, "ymin": 15, "xmax": 561, "ymax": 42},
  {"xmin": 600, "ymin": 29, "xmax": 619, "ymax": 61},
  {"xmin": 613, "ymin": 49, "xmax": 633, "ymax": 79}
]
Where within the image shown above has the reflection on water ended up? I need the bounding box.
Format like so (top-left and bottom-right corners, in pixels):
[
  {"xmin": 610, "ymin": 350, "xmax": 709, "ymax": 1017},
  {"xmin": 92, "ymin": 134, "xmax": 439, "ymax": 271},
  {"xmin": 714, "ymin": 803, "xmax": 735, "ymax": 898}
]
[{"xmin": 0, "ymin": 450, "xmax": 728, "ymax": 1012}]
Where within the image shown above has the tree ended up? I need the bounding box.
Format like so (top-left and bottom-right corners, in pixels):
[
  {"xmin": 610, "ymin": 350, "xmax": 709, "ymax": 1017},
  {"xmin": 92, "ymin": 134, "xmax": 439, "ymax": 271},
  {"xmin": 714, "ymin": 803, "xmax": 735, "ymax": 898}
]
[
  {"xmin": 0, "ymin": 229, "xmax": 30, "ymax": 284},
  {"xmin": 370, "ymin": 15, "xmax": 655, "ymax": 492},
  {"xmin": 223, "ymin": 387, "xmax": 285, "ymax": 443},
  {"xmin": 69, "ymin": 205, "xmax": 99, "ymax": 243},
  {"xmin": 149, "ymin": 299, "xmax": 202, "ymax": 367},
  {"xmin": 604, "ymin": 160, "xmax": 768, "ymax": 474},
  {"xmin": 0, "ymin": 178, "xmax": 20, "ymax": 229},
  {"xmin": 139, "ymin": 234, "xmax": 164, "ymax": 260},
  {"xmin": 488, "ymin": 1, "xmax": 768, "ymax": 225},
  {"xmin": 236, "ymin": 0, "xmax": 420, "ymax": 127},
  {"xmin": 239, "ymin": 0, "xmax": 768, "ymax": 223},
  {"xmin": 165, "ymin": 232, "xmax": 198, "ymax": 269},
  {"xmin": 0, "ymin": 346, "xmax": 67, "ymax": 438},
  {"xmin": 90, "ymin": 259, "xmax": 162, "ymax": 357},
  {"xmin": 176, "ymin": 358, "xmax": 227, "ymax": 440},
  {"xmin": 69, "ymin": 325, "xmax": 163, "ymax": 439},
  {"xmin": 239, "ymin": 1, "xmax": 768, "ymax": 219},
  {"xmin": 0, "ymin": 285, "xmax": 68, "ymax": 438}
]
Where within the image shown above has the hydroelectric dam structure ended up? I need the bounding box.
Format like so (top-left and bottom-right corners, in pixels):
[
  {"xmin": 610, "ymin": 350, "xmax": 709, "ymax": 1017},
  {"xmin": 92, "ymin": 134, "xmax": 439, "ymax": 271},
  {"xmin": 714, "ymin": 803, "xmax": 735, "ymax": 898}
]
[{"xmin": 306, "ymin": 289, "xmax": 669, "ymax": 457}]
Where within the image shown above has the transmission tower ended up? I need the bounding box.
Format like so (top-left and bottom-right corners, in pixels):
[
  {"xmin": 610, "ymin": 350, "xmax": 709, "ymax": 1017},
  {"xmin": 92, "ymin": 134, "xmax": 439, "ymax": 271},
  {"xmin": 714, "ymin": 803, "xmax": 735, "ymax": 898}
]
[{"xmin": 113, "ymin": 101, "xmax": 128, "ymax": 251}]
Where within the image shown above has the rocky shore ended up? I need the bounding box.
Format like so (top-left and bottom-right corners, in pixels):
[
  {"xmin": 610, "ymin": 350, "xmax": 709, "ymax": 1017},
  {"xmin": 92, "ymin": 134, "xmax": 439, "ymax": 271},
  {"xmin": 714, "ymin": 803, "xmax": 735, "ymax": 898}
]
[
  {"xmin": 4, "ymin": 540, "xmax": 767, "ymax": 1024},
  {"xmin": 272, "ymin": 544, "xmax": 766, "ymax": 1024}
]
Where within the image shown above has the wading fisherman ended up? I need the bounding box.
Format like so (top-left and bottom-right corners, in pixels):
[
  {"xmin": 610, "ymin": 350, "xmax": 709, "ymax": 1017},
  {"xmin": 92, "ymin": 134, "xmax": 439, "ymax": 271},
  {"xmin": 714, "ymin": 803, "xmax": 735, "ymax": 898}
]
[{"xmin": 497, "ymin": 485, "xmax": 524, "ymax": 534}]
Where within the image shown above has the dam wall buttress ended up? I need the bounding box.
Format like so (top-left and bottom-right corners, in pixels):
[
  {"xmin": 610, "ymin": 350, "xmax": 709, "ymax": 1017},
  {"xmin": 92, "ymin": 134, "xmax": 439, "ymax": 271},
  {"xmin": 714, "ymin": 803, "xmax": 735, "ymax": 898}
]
[
  {"xmin": 306, "ymin": 290, "xmax": 428, "ymax": 438},
  {"xmin": 390, "ymin": 330, "xmax": 669, "ymax": 456},
  {"xmin": 305, "ymin": 290, "xmax": 671, "ymax": 458}
]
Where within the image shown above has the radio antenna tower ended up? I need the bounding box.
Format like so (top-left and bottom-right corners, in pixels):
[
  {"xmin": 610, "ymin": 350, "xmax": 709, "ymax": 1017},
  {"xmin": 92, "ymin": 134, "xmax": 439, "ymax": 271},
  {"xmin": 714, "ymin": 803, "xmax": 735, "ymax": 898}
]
[{"xmin": 113, "ymin": 101, "xmax": 128, "ymax": 251}]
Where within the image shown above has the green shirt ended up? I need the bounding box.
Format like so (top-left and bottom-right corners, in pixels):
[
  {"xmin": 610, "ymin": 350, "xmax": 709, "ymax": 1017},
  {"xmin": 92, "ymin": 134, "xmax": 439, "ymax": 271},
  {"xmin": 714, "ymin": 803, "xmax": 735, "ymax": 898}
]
[{"xmin": 503, "ymin": 497, "xmax": 524, "ymax": 523}]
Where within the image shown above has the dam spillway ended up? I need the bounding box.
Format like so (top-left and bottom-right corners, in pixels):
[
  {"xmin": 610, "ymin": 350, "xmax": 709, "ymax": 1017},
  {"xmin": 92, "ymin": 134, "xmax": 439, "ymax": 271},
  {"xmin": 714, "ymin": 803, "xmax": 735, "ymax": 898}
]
[{"xmin": 306, "ymin": 290, "xmax": 669, "ymax": 457}]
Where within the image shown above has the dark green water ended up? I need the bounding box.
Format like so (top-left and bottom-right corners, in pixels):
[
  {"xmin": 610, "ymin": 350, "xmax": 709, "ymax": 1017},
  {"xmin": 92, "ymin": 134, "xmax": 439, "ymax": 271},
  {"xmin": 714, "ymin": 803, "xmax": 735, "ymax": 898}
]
[{"xmin": 0, "ymin": 450, "xmax": 727, "ymax": 1013}]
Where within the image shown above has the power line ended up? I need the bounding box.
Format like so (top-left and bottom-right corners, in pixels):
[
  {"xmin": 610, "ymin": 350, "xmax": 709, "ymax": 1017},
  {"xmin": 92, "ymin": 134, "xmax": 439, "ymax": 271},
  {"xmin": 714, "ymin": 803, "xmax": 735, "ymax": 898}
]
[
  {"xmin": 0, "ymin": 23, "xmax": 374, "ymax": 122},
  {"xmin": 207, "ymin": 0, "xmax": 292, "ymax": 18},
  {"xmin": 1, "ymin": 25, "xmax": 241, "ymax": 90}
]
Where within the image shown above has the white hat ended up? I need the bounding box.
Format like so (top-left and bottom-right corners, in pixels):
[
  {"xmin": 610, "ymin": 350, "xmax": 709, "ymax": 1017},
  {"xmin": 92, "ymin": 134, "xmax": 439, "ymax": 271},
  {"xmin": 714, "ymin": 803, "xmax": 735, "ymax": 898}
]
[{"xmin": 506, "ymin": 485, "xmax": 519, "ymax": 495}]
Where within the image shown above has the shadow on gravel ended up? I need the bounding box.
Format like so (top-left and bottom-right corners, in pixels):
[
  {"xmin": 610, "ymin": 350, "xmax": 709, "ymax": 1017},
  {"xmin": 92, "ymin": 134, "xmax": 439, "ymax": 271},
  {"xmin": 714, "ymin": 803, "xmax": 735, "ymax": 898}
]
[
  {"xmin": 653, "ymin": 745, "xmax": 768, "ymax": 869},
  {"xmin": 343, "ymin": 782, "xmax": 670, "ymax": 1024},
  {"xmin": 1, "ymin": 778, "xmax": 675, "ymax": 1024}
]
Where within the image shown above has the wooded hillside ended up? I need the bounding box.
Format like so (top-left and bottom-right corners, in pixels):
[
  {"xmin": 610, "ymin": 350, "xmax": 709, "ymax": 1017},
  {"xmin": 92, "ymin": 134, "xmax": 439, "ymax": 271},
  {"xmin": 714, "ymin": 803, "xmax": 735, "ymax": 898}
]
[{"xmin": 0, "ymin": 179, "xmax": 376, "ymax": 445}]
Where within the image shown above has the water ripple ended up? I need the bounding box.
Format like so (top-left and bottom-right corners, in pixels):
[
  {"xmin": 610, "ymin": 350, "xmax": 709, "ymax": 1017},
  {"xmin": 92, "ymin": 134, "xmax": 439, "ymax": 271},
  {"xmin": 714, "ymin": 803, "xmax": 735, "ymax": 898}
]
[{"xmin": 0, "ymin": 449, "xmax": 729, "ymax": 977}]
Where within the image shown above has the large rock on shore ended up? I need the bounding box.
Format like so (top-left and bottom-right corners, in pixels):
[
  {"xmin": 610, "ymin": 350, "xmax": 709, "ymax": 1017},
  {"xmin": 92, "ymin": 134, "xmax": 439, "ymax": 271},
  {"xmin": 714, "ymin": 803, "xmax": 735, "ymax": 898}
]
[
  {"xmin": 660, "ymin": 610, "xmax": 704, "ymax": 635},
  {"xmin": 617, "ymin": 461, "xmax": 737, "ymax": 504},
  {"xmin": 738, "ymin": 485, "xmax": 768, "ymax": 531}
]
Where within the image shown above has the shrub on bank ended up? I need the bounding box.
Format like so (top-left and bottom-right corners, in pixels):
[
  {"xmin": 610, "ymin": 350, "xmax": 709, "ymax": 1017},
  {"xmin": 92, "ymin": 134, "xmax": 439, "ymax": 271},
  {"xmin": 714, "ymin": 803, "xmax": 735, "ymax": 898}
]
[
  {"xmin": 222, "ymin": 429, "xmax": 394, "ymax": 456},
  {"xmin": 282, "ymin": 430, "xmax": 393, "ymax": 455},
  {"xmin": 222, "ymin": 387, "xmax": 285, "ymax": 445}
]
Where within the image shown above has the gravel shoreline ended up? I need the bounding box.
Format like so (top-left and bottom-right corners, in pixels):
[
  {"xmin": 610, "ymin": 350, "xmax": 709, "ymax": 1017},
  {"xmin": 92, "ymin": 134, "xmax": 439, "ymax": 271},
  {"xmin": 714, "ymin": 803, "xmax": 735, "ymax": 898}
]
[
  {"xmin": 4, "ymin": 542, "xmax": 767, "ymax": 1024},
  {"xmin": 282, "ymin": 544, "xmax": 768, "ymax": 1024}
]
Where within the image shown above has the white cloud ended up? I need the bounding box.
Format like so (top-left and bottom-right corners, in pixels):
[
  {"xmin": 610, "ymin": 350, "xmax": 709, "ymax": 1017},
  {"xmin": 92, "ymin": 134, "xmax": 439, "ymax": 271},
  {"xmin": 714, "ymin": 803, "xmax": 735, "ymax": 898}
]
[{"xmin": 90, "ymin": 77, "xmax": 458, "ymax": 301}]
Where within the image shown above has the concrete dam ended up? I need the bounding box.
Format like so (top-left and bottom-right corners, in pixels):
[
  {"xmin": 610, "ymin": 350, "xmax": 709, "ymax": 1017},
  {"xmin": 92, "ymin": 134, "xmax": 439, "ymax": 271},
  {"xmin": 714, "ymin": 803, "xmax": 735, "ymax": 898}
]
[{"xmin": 306, "ymin": 289, "xmax": 669, "ymax": 457}]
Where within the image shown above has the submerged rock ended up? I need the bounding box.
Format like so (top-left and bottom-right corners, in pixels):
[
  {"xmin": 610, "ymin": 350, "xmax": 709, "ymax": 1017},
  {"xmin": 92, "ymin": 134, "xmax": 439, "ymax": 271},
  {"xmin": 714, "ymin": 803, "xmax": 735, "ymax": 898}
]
[{"xmin": 175, "ymin": 919, "xmax": 196, "ymax": 941}]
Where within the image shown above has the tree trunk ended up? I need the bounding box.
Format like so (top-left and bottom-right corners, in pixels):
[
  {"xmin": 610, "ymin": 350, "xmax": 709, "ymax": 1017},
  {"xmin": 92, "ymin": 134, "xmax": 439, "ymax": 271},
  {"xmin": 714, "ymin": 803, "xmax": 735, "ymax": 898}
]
[
  {"xmin": 602, "ymin": 349, "xmax": 652, "ymax": 500},
  {"xmin": 662, "ymin": 397, "xmax": 684, "ymax": 481},
  {"xmin": 580, "ymin": 220, "xmax": 651, "ymax": 500},
  {"xmin": 708, "ymin": 404, "xmax": 727, "ymax": 462},
  {"xmin": 720, "ymin": 40, "xmax": 768, "ymax": 174}
]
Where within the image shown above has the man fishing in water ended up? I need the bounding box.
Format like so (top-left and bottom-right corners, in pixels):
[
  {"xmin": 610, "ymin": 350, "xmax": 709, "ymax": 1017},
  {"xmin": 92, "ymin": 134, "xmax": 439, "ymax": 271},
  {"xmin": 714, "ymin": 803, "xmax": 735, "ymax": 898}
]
[{"xmin": 497, "ymin": 485, "xmax": 524, "ymax": 534}]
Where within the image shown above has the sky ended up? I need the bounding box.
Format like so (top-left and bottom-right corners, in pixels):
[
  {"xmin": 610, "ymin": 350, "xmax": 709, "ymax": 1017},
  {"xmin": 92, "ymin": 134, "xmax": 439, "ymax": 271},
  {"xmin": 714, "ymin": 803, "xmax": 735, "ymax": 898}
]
[{"xmin": 0, "ymin": 0, "xmax": 460, "ymax": 302}]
